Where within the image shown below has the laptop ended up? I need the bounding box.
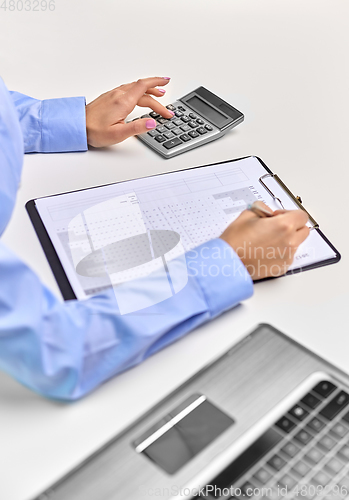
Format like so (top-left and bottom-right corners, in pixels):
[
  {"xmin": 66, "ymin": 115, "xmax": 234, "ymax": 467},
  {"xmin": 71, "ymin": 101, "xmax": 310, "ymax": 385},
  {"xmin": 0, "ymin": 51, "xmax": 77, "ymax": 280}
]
[{"xmin": 34, "ymin": 324, "xmax": 349, "ymax": 500}]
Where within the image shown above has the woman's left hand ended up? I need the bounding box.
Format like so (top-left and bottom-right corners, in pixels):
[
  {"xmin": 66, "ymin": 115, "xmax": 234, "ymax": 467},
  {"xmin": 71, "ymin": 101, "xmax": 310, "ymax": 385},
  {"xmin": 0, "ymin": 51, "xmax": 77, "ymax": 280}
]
[{"xmin": 85, "ymin": 76, "xmax": 173, "ymax": 147}]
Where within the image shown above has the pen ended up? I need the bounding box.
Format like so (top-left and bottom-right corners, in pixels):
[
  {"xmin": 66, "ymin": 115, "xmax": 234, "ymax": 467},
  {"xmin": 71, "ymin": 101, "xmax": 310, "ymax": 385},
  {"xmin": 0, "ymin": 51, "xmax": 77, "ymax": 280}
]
[
  {"xmin": 248, "ymin": 201, "xmax": 315, "ymax": 231},
  {"xmin": 247, "ymin": 202, "xmax": 274, "ymax": 218}
]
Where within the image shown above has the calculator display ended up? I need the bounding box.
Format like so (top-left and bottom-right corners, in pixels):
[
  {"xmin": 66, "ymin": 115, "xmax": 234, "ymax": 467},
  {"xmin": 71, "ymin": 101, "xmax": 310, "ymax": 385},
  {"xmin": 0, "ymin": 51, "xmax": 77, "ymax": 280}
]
[{"xmin": 186, "ymin": 96, "xmax": 228, "ymax": 127}]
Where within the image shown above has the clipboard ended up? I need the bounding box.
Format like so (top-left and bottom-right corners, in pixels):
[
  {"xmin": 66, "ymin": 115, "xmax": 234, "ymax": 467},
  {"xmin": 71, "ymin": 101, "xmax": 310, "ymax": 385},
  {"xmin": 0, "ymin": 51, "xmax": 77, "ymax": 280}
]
[{"xmin": 26, "ymin": 156, "xmax": 341, "ymax": 300}]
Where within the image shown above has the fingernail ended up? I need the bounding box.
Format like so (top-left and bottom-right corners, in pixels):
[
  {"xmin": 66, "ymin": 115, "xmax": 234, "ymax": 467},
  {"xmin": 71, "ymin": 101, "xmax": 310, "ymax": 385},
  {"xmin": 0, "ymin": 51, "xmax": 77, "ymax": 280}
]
[
  {"xmin": 146, "ymin": 119, "xmax": 157, "ymax": 129},
  {"xmin": 161, "ymin": 77, "xmax": 171, "ymax": 80},
  {"xmin": 168, "ymin": 110, "xmax": 175, "ymax": 116},
  {"xmin": 158, "ymin": 89, "xmax": 166, "ymax": 93}
]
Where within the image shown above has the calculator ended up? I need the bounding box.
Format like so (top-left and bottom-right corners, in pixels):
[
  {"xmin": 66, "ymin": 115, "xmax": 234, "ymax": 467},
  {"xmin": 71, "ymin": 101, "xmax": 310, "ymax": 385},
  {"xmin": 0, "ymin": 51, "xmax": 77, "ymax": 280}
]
[{"xmin": 133, "ymin": 86, "xmax": 244, "ymax": 158}]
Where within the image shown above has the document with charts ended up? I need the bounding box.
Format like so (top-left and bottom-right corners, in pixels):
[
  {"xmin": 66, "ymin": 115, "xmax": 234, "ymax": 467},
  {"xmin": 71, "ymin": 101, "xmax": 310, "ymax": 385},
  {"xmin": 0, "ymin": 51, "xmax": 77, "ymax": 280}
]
[{"xmin": 31, "ymin": 156, "xmax": 340, "ymax": 300}]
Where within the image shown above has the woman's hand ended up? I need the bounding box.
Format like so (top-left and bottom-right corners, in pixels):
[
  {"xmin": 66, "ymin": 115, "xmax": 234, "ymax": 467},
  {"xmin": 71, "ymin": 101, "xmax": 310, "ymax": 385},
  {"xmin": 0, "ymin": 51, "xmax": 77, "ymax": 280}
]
[
  {"xmin": 85, "ymin": 77, "xmax": 173, "ymax": 147},
  {"xmin": 220, "ymin": 202, "xmax": 310, "ymax": 280}
]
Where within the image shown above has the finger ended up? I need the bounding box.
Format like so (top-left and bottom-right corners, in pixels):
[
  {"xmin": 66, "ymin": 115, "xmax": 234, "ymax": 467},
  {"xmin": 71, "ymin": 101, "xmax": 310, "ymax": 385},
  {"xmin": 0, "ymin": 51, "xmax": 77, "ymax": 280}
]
[
  {"xmin": 138, "ymin": 94, "xmax": 174, "ymax": 118},
  {"xmin": 113, "ymin": 82, "xmax": 135, "ymax": 92},
  {"xmin": 236, "ymin": 207, "xmax": 260, "ymax": 222},
  {"xmin": 146, "ymin": 87, "xmax": 167, "ymax": 97},
  {"xmin": 273, "ymin": 209, "xmax": 289, "ymax": 216},
  {"xmin": 124, "ymin": 77, "xmax": 171, "ymax": 105},
  {"xmin": 237, "ymin": 202, "xmax": 273, "ymax": 223},
  {"xmin": 282, "ymin": 210, "xmax": 309, "ymax": 230},
  {"xmin": 110, "ymin": 118, "xmax": 157, "ymax": 143},
  {"xmin": 251, "ymin": 200, "xmax": 274, "ymax": 215},
  {"xmin": 291, "ymin": 225, "xmax": 311, "ymax": 247},
  {"xmin": 116, "ymin": 83, "xmax": 168, "ymax": 97},
  {"xmin": 280, "ymin": 209, "xmax": 309, "ymax": 230}
]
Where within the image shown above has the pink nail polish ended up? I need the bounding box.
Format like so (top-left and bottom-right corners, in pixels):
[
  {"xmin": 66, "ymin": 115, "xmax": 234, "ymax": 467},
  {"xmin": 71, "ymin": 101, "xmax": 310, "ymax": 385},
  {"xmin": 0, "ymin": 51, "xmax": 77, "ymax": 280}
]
[
  {"xmin": 146, "ymin": 119, "xmax": 156, "ymax": 129},
  {"xmin": 161, "ymin": 77, "xmax": 171, "ymax": 80},
  {"xmin": 158, "ymin": 89, "xmax": 166, "ymax": 93},
  {"xmin": 168, "ymin": 110, "xmax": 175, "ymax": 116}
]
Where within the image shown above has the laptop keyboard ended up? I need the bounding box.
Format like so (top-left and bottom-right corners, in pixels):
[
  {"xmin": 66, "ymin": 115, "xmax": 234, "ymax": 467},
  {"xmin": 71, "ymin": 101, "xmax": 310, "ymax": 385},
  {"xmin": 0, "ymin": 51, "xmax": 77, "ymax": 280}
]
[{"xmin": 205, "ymin": 380, "xmax": 349, "ymax": 499}]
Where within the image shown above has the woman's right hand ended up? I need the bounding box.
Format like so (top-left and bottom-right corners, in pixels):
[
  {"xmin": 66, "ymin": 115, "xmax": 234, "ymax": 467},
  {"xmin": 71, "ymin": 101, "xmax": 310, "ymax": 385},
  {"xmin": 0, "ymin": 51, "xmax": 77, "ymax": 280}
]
[{"xmin": 220, "ymin": 202, "xmax": 310, "ymax": 279}]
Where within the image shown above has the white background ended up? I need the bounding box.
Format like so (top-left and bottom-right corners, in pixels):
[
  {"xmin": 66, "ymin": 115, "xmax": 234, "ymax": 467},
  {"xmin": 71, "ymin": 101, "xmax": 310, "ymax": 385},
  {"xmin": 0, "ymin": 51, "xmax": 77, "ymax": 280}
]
[{"xmin": 0, "ymin": 1, "xmax": 348, "ymax": 499}]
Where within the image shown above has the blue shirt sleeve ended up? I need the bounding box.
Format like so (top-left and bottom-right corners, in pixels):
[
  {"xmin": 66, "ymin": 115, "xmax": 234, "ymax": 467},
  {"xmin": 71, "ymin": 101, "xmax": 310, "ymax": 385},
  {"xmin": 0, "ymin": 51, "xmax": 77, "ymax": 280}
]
[
  {"xmin": 0, "ymin": 80, "xmax": 254, "ymax": 400},
  {"xmin": 10, "ymin": 91, "xmax": 88, "ymax": 153},
  {"xmin": 0, "ymin": 79, "xmax": 24, "ymax": 236},
  {"xmin": 0, "ymin": 239, "xmax": 253, "ymax": 401}
]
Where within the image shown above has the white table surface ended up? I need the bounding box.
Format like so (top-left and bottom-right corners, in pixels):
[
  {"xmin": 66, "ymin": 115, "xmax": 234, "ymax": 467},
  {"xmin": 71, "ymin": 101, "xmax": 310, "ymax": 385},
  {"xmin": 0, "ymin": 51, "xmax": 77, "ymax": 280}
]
[{"xmin": 0, "ymin": 1, "xmax": 348, "ymax": 499}]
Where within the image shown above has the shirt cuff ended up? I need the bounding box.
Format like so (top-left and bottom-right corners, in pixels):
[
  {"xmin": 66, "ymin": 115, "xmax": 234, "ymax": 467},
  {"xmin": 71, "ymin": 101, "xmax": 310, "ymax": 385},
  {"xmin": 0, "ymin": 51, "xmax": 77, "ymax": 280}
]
[
  {"xmin": 186, "ymin": 238, "xmax": 254, "ymax": 318},
  {"xmin": 41, "ymin": 96, "xmax": 88, "ymax": 153}
]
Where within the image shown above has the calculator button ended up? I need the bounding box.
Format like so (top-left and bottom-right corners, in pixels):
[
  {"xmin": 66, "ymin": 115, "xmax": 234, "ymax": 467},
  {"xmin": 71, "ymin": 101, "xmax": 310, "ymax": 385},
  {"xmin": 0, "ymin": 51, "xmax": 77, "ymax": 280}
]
[
  {"xmin": 180, "ymin": 124, "xmax": 190, "ymax": 132},
  {"xmin": 157, "ymin": 117, "xmax": 168, "ymax": 124},
  {"xmin": 163, "ymin": 137, "xmax": 182, "ymax": 149},
  {"xmin": 141, "ymin": 114, "xmax": 149, "ymax": 118},
  {"xmin": 164, "ymin": 131, "xmax": 175, "ymax": 139},
  {"xmin": 205, "ymin": 124, "xmax": 213, "ymax": 131},
  {"xmin": 155, "ymin": 134, "xmax": 166, "ymax": 143},
  {"xmin": 165, "ymin": 122, "xmax": 175, "ymax": 130},
  {"xmin": 147, "ymin": 130, "xmax": 158, "ymax": 137},
  {"xmin": 174, "ymin": 110, "xmax": 183, "ymax": 117},
  {"xmin": 181, "ymin": 116, "xmax": 190, "ymax": 123},
  {"xmin": 166, "ymin": 104, "xmax": 176, "ymax": 111},
  {"xmin": 173, "ymin": 119, "xmax": 183, "ymax": 126},
  {"xmin": 172, "ymin": 128, "xmax": 182, "ymax": 135},
  {"xmin": 196, "ymin": 118, "xmax": 204, "ymax": 125},
  {"xmin": 188, "ymin": 121, "xmax": 198, "ymax": 128},
  {"xmin": 157, "ymin": 126, "xmax": 166, "ymax": 133},
  {"xmin": 197, "ymin": 127, "xmax": 207, "ymax": 135},
  {"xmin": 189, "ymin": 112, "xmax": 197, "ymax": 119},
  {"xmin": 188, "ymin": 130, "xmax": 199, "ymax": 138},
  {"xmin": 180, "ymin": 134, "xmax": 191, "ymax": 142},
  {"xmin": 149, "ymin": 112, "xmax": 160, "ymax": 119},
  {"xmin": 178, "ymin": 106, "xmax": 186, "ymax": 112}
]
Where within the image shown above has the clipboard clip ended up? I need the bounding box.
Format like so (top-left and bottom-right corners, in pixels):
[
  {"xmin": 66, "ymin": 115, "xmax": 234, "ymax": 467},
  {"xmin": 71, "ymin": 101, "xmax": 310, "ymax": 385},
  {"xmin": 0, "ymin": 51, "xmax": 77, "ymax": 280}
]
[{"xmin": 259, "ymin": 173, "xmax": 319, "ymax": 229}]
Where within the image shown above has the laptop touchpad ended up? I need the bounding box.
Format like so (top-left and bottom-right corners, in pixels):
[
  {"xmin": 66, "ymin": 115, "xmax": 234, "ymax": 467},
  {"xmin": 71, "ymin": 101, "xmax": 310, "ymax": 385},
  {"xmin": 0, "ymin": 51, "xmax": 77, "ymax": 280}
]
[{"xmin": 133, "ymin": 394, "xmax": 234, "ymax": 475}]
